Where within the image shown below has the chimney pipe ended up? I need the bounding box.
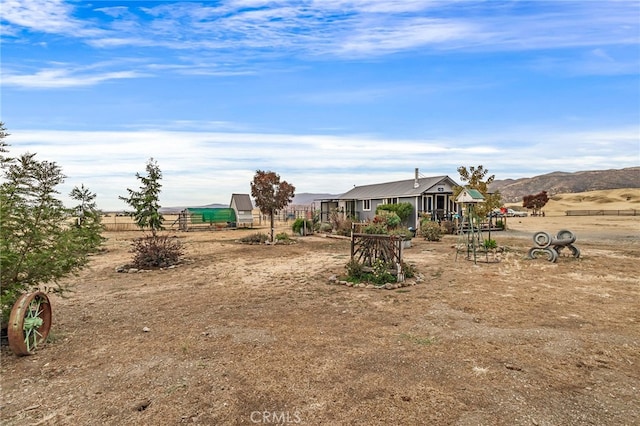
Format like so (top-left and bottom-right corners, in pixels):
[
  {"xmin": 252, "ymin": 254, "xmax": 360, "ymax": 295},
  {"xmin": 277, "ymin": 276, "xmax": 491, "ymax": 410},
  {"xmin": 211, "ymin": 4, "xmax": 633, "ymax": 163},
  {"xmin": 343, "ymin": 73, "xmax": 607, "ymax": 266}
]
[{"xmin": 414, "ymin": 168, "xmax": 419, "ymax": 188}]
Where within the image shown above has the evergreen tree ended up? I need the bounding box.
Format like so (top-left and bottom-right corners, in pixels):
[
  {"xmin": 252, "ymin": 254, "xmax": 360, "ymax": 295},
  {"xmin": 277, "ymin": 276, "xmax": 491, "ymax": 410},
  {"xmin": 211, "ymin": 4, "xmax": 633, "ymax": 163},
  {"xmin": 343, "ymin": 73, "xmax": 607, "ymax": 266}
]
[
  {"xmin": 119, "ymin": 157, "xmax": 164, "ymax": 236},
  {"xmin": 0, "ymin": 127, "xmax": 103, "ymax": 326}
]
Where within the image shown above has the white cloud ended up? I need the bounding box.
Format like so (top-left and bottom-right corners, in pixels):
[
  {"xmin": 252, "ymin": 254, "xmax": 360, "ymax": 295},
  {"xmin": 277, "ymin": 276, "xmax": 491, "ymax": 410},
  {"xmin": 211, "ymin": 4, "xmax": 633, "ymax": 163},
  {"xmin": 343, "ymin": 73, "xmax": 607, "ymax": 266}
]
[
  {"xmin": 2, "ymin": 0, "xmax": 77, "ymax": 33},
  {"xmin": 3, "ymin": 1, "xmax": 637, "ymax": 58},
  {"xmin": 1, "ymin": 0, "xmax": 636, "ymax": 90},
  {"xmin": 1, "ymin": 67, "xmax": 146, "ymax": 88},
  {"xmin": 5, "ymin": 126, "xmax": 637, "ymax": 210}
]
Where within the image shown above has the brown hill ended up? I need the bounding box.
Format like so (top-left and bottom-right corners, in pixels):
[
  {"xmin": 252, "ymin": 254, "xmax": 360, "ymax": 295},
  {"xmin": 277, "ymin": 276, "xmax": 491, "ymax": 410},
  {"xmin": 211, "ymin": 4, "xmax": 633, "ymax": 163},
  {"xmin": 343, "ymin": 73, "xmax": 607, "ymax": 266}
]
[
  {"xmin": 505, "ymin": 188, "xmax": 640, "ymax": 215},
  {"xmin": 490, "ymin": 167, "xmax": 640, "ymax": 202}
]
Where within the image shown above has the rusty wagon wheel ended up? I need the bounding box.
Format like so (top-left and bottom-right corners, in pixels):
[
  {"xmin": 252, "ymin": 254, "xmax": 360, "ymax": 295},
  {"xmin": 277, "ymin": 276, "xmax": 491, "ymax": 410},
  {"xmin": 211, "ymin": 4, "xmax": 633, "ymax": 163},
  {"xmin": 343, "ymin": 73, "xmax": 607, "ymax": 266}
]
[
  {"xmin": 532, "ymin": 231, "xmax": 552, "ymax": 248},
  {"xmin": 8, "ymin": 292, "xmax": 52, "ymax": 356},
  {"xmin": 527, "ymin": 247, "xmax": 558, "ymax": 263}
]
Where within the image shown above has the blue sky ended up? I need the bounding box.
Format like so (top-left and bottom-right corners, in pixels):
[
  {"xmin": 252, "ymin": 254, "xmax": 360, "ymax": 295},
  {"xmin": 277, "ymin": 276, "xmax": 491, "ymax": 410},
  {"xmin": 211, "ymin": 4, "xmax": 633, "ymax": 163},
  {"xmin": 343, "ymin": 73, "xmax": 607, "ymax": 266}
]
[{"xmin": 1, "ymin": 0, "xmax": 639, "ymax": 210}]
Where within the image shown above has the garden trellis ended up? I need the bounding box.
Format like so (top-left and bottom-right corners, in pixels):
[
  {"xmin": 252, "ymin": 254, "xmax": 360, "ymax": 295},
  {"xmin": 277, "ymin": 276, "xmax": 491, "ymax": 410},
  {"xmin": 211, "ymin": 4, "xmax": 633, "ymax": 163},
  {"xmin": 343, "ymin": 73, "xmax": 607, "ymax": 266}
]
[{"xmin": 350, "ymin": 229, "xmax": 407, "ymax": 282}]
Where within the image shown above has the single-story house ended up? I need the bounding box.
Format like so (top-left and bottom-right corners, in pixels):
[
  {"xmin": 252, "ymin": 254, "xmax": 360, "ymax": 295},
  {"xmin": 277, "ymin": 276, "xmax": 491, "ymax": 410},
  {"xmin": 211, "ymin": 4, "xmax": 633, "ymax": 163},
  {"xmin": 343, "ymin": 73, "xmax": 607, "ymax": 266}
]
[
  {"xmin": 230, "ymin": 193, "xmax": 254, "ymax": 227},
  {"xmin": 319, "ymin": 169, "xmax": 460, "ymax": 230}
]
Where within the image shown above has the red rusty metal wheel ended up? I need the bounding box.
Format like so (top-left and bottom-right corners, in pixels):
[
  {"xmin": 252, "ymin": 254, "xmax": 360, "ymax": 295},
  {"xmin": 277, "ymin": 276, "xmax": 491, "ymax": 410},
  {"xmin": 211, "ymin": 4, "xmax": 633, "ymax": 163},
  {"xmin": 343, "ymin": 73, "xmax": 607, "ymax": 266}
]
[{"xmin": 8, "ymin": 292, "xmax": 52, "ymax": 356}]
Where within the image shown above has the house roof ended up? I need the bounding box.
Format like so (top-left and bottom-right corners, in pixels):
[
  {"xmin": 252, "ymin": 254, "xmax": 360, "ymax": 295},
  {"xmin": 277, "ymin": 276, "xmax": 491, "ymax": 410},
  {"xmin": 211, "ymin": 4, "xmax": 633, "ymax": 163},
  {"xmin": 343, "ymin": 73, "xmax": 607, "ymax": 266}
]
[
  {"xmin": 338, "ymin": 175, "xmax": 458, "ymax": 200},
  {"xmin": 230, "ymin": 193, "xmax": 253, "ymax": 210}
]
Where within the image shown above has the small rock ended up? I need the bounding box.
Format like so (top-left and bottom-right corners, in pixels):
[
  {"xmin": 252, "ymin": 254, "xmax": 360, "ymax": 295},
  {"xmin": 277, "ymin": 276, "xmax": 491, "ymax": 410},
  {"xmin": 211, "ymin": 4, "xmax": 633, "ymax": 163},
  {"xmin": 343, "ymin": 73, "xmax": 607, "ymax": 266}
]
[
  {"xmin": 128, "ymin": 268, "xmax": 139, "ymax": 273},
  {"xmin": 142, "ymin": 327, "xmax": 150, "ymax": 333}
]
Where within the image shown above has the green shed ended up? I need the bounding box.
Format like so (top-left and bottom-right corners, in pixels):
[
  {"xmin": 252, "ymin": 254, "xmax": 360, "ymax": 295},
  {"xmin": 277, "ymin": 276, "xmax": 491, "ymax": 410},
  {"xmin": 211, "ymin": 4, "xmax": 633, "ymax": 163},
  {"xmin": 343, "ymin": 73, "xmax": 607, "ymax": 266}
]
[{"xmin": 179, "ymin": 208, "xmax": 237, "ymax": 231}]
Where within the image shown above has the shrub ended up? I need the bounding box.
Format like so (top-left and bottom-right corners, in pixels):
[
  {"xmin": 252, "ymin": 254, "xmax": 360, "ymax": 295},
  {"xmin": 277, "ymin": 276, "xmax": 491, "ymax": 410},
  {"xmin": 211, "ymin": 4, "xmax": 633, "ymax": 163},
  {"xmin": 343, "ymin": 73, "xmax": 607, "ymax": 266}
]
[
  {"xmin": 291, "ymin": 218, "xmax": 313, "ymax": 235},
  {"xmin": 376, "ymin": 202, "xmax": 413, "ymax": 225},
  {"xmin": 329, "ymin": 211, "xmax": 353, "ymax": 236},
  {"xmin": 240, "ymin": 233, "xmax": 269, "ymax": 244},
  {"xmin": 374, "ymin": 211, "xmax": 401, "ymax": 229},
  {"xmin": 363, "ymin": 222, "xmax": 388, "ymax": 235},
  {"xmin": 483, "ymin": 239, "xmax": 498, "ymax": 250},
  {"xmin": 344, "ymin": 259, "xmax": 397, "ymax": 286},
  {"xmin": 345, "ymin": 259, "xmax": 365, "ymax": 279},
  {"xmin": 391, "ymin": 228, "xmax": 414, "ymax": 240},
  {"xmin": 401, "ymin": 262, "xmax": 416, "ymax": 278},
  {"xmin": 319, "ymin": 222, "xmax": 332, "ymax": 233},
  {"xmin": 371, "ymin": 259, "xmax": 395, "ymax": 285},
  {"xmin": 275, "ymin": 232, "xmax": 295, "ymax": 243},
  {"xmin": 130, "ymin": 235, "xmax": 183, "ymax": 268},
  {"xmin": 440, "ymin": 220, "xmax": 456, "ymax": 235},
  {"xmin": 420, "ymin": 220, "xmax": 442, "ymax": 241}
]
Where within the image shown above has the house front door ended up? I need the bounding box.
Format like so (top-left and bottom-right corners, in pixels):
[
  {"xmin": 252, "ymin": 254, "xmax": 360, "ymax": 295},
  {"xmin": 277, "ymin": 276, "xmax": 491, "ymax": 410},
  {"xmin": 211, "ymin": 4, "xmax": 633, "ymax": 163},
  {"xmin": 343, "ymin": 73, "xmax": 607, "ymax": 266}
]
[
  {"xmin": 346, "ymin": 201, "xmax": 356, "ymax": 219},
  {"xmin": 436, "ymin": 194, "xmax": 446, "ymax": 220}
]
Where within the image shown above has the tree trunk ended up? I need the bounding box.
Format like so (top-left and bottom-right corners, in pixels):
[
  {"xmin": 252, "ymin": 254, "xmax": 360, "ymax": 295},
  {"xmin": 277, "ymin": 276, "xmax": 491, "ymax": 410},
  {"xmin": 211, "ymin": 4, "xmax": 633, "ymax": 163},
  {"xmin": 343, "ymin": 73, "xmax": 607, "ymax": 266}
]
[{"xmin": 270, "ymin": 210, "xmax": 275, "ymax": 243}]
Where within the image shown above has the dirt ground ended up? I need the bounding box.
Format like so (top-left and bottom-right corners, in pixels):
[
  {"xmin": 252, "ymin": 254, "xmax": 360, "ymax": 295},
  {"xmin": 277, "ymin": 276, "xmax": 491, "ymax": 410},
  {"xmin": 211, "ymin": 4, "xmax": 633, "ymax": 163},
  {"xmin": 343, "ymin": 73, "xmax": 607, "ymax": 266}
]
[{"xmin": 1, "ymin": 214, "xmax": 639, "ymax": 425}]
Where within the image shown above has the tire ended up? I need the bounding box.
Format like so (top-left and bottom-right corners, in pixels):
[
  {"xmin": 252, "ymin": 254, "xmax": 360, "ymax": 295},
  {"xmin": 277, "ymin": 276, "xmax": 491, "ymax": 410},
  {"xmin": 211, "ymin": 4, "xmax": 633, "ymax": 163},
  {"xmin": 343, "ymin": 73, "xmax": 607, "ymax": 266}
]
[
  {"xmin": 556, "ymin": 229, "xmax": 576, "ymax": 244},
  {"xmin": 568, "ymin": 245, "xmax": 580, "ymax": 258},
  {"xmin": 533, "ymin": 231, "xmax": 552, "ymax": 248},
  {"xmin": 527, "ymin": 247, "xmax": 558, "ymax": 262}
]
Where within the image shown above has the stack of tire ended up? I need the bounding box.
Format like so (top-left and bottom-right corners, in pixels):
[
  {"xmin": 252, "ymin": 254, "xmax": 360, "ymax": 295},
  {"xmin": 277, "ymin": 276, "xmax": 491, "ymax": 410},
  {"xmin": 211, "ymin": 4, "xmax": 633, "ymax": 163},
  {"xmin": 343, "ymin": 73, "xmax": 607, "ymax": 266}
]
[{"xmin": 527, "ymin": 230, "xmax": 580, "ymax": 263}]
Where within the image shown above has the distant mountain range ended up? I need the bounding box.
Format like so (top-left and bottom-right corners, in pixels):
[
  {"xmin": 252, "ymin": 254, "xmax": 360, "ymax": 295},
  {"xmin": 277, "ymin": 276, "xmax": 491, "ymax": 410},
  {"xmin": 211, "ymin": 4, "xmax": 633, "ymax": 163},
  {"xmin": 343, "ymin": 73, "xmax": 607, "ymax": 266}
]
[
  {"xmin": 290, "ymin": 193, "xmax": 340, "ymax": 205},
  {"xmin": 291, "ymin": 168, "xmax": 640, "ymax": 205},
  {"xmin": 160, "ymin": 167, "xmax": 639, "ymax": 211},
  {"xmin": 489, "ymin": 167, "xmax": 640, "ymax": 203}
]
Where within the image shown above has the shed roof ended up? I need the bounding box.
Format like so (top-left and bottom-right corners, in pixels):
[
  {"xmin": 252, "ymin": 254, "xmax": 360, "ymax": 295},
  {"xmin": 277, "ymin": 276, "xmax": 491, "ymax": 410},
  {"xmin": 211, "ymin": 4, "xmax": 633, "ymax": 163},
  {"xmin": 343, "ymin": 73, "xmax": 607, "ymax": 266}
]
[
  {"xmin": 338, "ymin": 175, "xmax": 457, "ymax": 200},
  {"xmin": 230, "ymin": 193, "xmax": 253, "ymax": 211},
  {"xmin": 456, "ymin": 188, "xmax": 485, "ymax": 203}
]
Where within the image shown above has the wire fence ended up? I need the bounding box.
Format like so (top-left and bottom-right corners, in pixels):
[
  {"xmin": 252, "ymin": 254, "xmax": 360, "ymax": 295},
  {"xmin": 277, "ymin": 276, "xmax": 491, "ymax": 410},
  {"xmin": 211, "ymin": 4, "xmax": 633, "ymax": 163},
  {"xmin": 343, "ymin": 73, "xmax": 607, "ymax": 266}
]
[
  {"xmin": 101, "ymin": 209, "xmax": 316, "ymax": 232},
  {"xmin": 565, "ymin": 209, "xmax": 638, "ymax": 216}
]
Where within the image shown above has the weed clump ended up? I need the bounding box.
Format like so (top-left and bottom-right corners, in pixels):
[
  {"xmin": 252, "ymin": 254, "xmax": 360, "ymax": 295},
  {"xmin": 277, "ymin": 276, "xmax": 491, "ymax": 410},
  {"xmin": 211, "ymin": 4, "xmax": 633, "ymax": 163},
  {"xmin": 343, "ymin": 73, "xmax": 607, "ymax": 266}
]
[
  {"xmin": 130, "ymin": 235, "xmax": 183, "ymax": 268},
  {"xmin": 239, "ymin": 233, "xmax": 269, "ymax": 244}
]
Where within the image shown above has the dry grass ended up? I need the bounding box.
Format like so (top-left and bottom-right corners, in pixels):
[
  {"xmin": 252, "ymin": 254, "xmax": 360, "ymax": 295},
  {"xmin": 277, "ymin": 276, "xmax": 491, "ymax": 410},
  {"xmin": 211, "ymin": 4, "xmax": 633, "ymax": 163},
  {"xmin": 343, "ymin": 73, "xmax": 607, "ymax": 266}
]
[{"xmin": 1, "ymin": 189, "xmax": 639, "ymax": 425}]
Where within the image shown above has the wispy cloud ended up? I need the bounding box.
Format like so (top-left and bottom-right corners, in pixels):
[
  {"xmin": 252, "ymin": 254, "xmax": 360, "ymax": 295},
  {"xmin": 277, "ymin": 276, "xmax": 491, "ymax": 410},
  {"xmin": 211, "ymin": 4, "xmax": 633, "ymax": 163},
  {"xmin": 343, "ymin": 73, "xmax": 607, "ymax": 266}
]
[
  {"xmin": 1, "ymin": 66, "xmax": 147, "ymax": 88},
  {"xmin": 1, "ymin": 1, "xmax": 636, "ymax": 91},
  {"xmin": 1, "ymin": 0, "xmax": 104, "ymax": 37},
  {"xmin": 3, "ymin": 1, "xmax": 637, "ymax": 58}
]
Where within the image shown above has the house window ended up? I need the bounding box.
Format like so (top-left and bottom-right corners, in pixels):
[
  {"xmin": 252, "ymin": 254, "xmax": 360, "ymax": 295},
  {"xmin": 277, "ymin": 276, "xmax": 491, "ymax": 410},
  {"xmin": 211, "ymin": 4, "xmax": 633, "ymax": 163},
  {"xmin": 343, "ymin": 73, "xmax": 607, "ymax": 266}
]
[
  {"xmin": 363, "ymin": 199, "xmax": 371, "ymax": 211},
  {"xmin": 384, "ymin": 198, "xmax": 398, "ymax": 205}
]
